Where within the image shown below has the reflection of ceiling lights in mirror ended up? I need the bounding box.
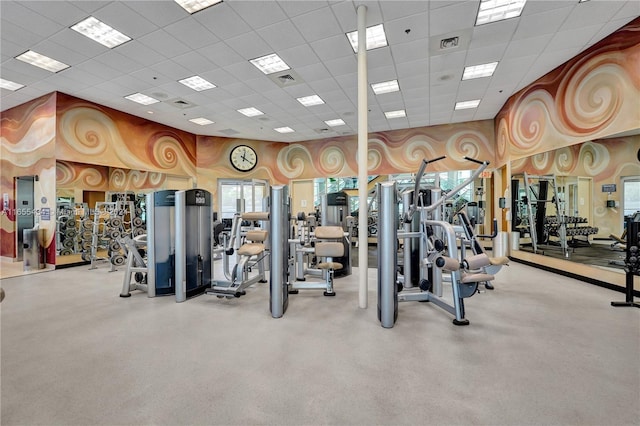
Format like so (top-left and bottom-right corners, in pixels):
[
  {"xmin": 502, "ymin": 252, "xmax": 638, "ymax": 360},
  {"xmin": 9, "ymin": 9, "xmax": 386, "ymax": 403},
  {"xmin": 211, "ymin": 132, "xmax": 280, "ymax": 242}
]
[
  {"xmin": 385, "ymin": 110, "xmax": 406, "ymax": 119},
  {"xmin": 238, "ymin": 107, "xmax": 264, "ymax": 117},
  {"xmin": 71, "ymin": 16, "xmax": 131, "ymax": 48},
  {"xmin": 297, "ymin": 95, "xmax": 325, "ymax": 107},
  {"xmin": 189, "ymin": 117, "xmax": 214, "ymax": 125},
  {"xmin": 371, "ymin": 80, "xmax": 399, "ymax": 95},
  {"xmin": 16, "ymin": 50, "xmax": 69, "ymax": 73},
  {"xmin": 476, "ymin": 0, "xmax": 527, "ymax": 26},
  {"xmin": 250, "ymin": 53, "xmax": 290, "ymax": 75},
  {"xmin": 174, "ymin": 0, "xmax": 223, "ymax": 14},
  {"xmin": 0, "ymin": 78, "xmax": 24, "ymax": 91},
  {"xmin": 455, "ymin": 99, "xmax": 481, "ymax": 110},
  {"xmin": 347, "ymin": 24, "xmax": 388, "ymax": 53},
  {"xmin": 125, "ymin": 93, "xmax": 160, "ymax": 105},
  {"xmin": 178, "ymin": 76, "xmax": 216, "ymax": 91},
  {"xmin": 274, "ymin": 127, "xmax": 294, "ymax": 133},
  {"xmin": 462, "ymin": 62, "xmax": 499, "ymax": 80}
]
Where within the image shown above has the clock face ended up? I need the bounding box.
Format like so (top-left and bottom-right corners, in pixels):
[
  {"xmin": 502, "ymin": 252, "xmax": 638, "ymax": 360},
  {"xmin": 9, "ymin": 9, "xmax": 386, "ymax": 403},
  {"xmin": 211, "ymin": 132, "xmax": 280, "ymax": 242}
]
[{"xmin": 230, "ymin": 145, "xmax": 258, "ymax": 172}]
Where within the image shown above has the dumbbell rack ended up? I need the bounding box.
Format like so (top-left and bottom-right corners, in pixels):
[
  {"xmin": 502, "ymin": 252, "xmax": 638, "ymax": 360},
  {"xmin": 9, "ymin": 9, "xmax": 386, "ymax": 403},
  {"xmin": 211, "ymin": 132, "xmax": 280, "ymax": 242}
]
[{"xmin": 88, "ymin": 202, "xmax": 117, "ymax": 270}]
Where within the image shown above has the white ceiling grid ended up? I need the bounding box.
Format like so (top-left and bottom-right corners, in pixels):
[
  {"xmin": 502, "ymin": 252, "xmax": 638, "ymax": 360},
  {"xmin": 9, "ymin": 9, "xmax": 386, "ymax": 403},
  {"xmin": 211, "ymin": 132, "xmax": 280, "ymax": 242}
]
[{"xmin": 1, "ymin": 0, "xmax": 638, "ymax": 142}]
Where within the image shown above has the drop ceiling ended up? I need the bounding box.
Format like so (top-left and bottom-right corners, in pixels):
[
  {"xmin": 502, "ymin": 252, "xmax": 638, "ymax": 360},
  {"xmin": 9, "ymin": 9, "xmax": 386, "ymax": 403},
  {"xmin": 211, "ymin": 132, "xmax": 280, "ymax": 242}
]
[{"xmin": 1, "ymin": 0, "xmax": 638, "ymax": 142}]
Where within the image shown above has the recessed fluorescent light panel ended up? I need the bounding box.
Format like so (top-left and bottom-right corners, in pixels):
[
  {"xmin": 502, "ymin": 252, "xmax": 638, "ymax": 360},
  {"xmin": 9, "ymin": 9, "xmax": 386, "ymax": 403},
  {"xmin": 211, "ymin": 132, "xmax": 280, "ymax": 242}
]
[
  {"xmin": 347, "ymin": 24, "xmax": 388, "ymax": 53},
  {"xmin": 71, "ymin": 16, "xmax": 131, "ymax": 48},
  {"xmin": 189, "ymin": 117, "xmax": 214, "ymax": 125},
  {"xmin": 476, "ymin": 0, "xmax": 527, "ymax": 25},
  {"xmin": 371, "ymin": 80, "xmax": 399, "ymax": 95},
  {"xmin": 0, "ymin": 78, "xmax": 25, "ymax": 91},
  {"xmin": 15, "ymin": 50, "xmax": 69, "ymax": 73},
  {"xmin": 455, "ymin": 100, "xmax": 481, "ymax": 110},
  {"xmin": 324, "ymin": 119, "xmax": 346, "ymax": 127},
  {"xmin": 175, "ymin": 0, "xmax": 223, "ymax": 14},
  {"xmin": 384, "ymin": 110, "xmax": 406, "ymax": 119},
  {"xmin": 237, "ymin": 107, "xmax": 264, "ymax": 117},
  {"xmin": 297, "ymin": 95, "xmax": 325, "ymax": 107},
  {"xmin": 124, "ymin": 93, "xmax": 160, "ymax": 105},
  {"xmin": 462, "ymin": 62, "xmax": 499, "ymax": 80},
  {"xmin": 250, "ymin": 53, "xmax": 290, "ymax": 75},
  {"xmin": 179, "ymin": 75, "xmax": 216, "ymax": 91},
  {"xmin": 274, "ymin": 127, "xmax": 294, "ymax": 133}
]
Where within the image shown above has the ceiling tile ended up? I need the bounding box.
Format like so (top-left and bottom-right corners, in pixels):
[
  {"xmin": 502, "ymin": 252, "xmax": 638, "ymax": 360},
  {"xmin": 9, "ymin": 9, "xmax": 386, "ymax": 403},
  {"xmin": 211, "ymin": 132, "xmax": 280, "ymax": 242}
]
[
  {"xmin": 291, "ymin": 6, "xmax": 342, "ymax": 43},
  {"xmin": 470, "ymin": 19, "xmax": 518, "ymax": 49},
  {"xmin": 390, "ymin": 39, "xmax": 429, "ymax": 64},
  {"xmin": 197, "ymin": 42, "xmax": 246, "ymax": 67},
  {"xmin": 323, "ymin": 56, "xmax": 357, "ymax": 77},
  {"xmin": 396, "ymin": 58, "xmax": 429, "ymax": 80},
  {"xmin": 504, "ymin": 35, "xmax": 554, "ymax": 60},
  {"xmin": 193, "ymin": 2, "xmax": 252, "ymax": 39},
  {"xmin": 93, "ymin": 2, "xmax": 158, "ymax": 39},
  {"xmin": 428, "ymin": 1, "xmax": 477, "ymax": 37},
  {"xmin": 225, "ymin": 32, "xmax": 273, "ymax": 60},
  {"xmin": 310, "ymin": 34, "xmax": 354, "ymax": 62},
  {"xmin": 94, "ymin": 50, "xmax": 145, "ymax": 74},
  {"xmin": 513, "ymin": 5, "xmax": 573, "ymax": 40},
  {"xmin": 222, "ymin": 61, "xmax": 265, "ymax": 81},
  {"xmin": 380, "ymin": 1, "xmax": 430, "ymax": 22},
  {"xmin": 465, "ymin": 43, "xmax": 508, "ymax": 65},
  {"xmin": 296, "ymin": 63, "xmax": 332, "ymax": 82},
  {"xmin": 117, "ymin": 40, "xmax": 166, "ymax": 67},
  {"xmin": 228, "ymin": 1, "xmax": 287, "ymax": 29},
  {"xmin": 368, "ymin": 47, "xmax": 395, "ymax": 70},
  {"xmin": 125, "ymin": 0, "xmax": 186, "ymax": 27},
  {"xmin": 278, "ymin": 44, "xmax": 321, "ymax": 69},
  {"xmin": 164, "ymin": 16, "xmax": 219, "ymax": 50},
  {"xmin": 384, "ymin": 12, "xmax": 429, "ymax": 46},
  {"xmin": 22, "ymin": 1, "xmax": 88, "ymax": 26},
  {"xmin": 1, "ymin": 1, "xmax": 64, "ymax": 38},
  {"xmin": 547, "ymin": 24, "xmax": 606, "ymax": 53},
  {"xmin": 138, "ymin": 29, "xmax": 191, "ymax": 58},
  {"xmin": 257, "ymin": 19, "xmax": 307, "ymax": 51}
]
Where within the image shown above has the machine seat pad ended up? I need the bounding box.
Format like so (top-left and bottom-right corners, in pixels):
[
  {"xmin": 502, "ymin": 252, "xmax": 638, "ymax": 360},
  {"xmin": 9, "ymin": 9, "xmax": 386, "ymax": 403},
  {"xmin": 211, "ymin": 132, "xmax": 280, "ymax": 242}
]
[
  {"xmin": 242, "ymin": 212, "xmax": 269, "ymax": 221},
  {"xmin": 318, "ymin": 262, "xmax": 343, "ymax": 270},
  {"xmin": 246, "ymin": 230, "xmax": 268, "ymax": 242},
  {"xmin": 461, "ymin": 273, "xmax": 495, "ymax": 284},
  {"xmin": 237, "ymin": 243, "xmax": 265, "ymax": 256},
  {"xmin": 315, "ymin": 242, "xmax": 344, "ymax": 257},
  {"xmin": 314, "ymin": 226, "xmax": 344, "ymax": 239},
  {"xmin": 489, "ymin": 256, "xmax": 509, "ymax": 266}
]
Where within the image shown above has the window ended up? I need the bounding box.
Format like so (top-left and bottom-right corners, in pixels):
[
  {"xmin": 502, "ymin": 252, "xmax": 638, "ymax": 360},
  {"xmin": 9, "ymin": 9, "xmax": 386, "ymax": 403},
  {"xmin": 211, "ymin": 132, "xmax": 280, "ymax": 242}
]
[{"xmin": 218, "ymin": 179, "xmax": 268, "ymax": 219}]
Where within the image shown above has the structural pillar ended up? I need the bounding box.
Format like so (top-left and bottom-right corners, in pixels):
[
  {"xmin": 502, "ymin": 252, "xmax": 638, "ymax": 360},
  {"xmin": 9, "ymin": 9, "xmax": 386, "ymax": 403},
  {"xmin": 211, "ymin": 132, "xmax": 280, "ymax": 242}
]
[{"xmin": 357, "ymin": 4, "xmax": 368, "ymax": 309}]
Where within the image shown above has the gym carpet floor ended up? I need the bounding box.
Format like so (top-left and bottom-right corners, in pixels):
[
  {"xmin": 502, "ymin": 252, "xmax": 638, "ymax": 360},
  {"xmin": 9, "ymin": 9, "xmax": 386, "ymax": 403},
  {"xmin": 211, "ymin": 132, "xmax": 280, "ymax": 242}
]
[{"xmin": 1, "ymin": 261, "xmax": 638, "ymax": 425}]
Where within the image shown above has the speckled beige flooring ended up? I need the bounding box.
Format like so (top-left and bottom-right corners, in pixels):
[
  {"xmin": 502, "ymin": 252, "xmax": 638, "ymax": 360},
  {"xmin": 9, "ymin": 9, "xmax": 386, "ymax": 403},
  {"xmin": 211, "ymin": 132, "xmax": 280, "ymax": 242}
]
[{"xmin": 1, "ymin": 261, "xmax": 638, "ymax": 425}]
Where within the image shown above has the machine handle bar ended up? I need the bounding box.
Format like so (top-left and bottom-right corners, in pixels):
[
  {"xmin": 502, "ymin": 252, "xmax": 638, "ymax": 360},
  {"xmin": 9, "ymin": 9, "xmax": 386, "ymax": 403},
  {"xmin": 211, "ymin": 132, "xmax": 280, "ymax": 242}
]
[
  {"xmin": 477, "ymin": 218, "xmax": 499, "ymax": 239},
  {"xmin": 464, "ymin": 156, "xmax": 489, "ymax": 166}
]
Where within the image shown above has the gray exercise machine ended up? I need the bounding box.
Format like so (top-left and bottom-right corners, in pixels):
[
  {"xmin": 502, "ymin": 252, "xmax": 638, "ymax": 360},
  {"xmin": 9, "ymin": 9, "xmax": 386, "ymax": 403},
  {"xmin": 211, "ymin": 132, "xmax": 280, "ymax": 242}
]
[
  {"xmin": 378, "ymin": 156, "xmax": 498, "ymax": 327},
  {"xmin": 120, "ymin": 188, "xmax": 213, "ymax": 302},
  {"xmin": 206, "ymin": 210, "xmax": 269, "ymax": 298}
]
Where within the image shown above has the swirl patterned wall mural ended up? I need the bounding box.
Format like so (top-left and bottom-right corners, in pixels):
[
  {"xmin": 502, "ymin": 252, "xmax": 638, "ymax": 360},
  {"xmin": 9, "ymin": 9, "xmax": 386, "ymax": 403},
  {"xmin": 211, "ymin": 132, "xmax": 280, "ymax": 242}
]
[
  {"xmin": 511, "ymin": 137, "xmax": 640, "ymax": 237},
  {"xmin": 55, "ymin": 93, "xmax": 196, "ymax": 178},
  {"xmin": 496, "ymin": 18, "xmax": 640, "ymax": 166},
  {"xmin": 0, "ymin": 93, "xmax": 57, "ymax": 260},
  {"xmin": 197, "ymin": 120, "xmax": 495, "ymax": 202},
  {"xmin": 56, "ymin": 161, "xmax": 109, "ymax": 191}
]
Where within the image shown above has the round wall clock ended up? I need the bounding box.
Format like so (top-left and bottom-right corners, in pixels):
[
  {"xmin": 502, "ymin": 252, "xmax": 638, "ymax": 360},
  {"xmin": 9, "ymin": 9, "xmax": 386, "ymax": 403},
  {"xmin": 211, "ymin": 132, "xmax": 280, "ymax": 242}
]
[{"xmin": 230, "ymin": 145, "xmax": 258, "ymax": 172}]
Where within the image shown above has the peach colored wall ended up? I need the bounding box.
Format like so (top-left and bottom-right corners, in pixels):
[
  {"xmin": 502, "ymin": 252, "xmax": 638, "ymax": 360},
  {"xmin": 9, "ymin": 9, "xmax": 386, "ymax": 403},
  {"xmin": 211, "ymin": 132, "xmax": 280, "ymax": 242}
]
[
  {"xmin": 495, "ymin": 18, "xmax": 640, "ymax": 167},
  {"xmin": 1, "ymin": 93, "xmax": 57, "ymax": 260}
]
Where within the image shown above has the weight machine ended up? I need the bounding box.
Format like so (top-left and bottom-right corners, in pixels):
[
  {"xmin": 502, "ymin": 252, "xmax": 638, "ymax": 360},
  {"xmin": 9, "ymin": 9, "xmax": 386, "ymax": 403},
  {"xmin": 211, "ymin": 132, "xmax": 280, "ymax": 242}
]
[
  {"xmin": 206, "ymin": 211, "xmax": 270, "ymax": 299},
  {"xmin": 378, "ymin": 156, "xmax": 501, "ymax": 327}
]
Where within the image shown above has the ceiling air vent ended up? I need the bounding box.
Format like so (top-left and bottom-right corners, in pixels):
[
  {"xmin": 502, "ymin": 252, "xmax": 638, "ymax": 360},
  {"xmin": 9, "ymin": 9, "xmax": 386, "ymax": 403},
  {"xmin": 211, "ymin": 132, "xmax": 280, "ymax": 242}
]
[
  {"xmin": 268, "ymin": 69, "xmax": 304, "ymax": 88},
  {"xmin": 314, "ymin": 128, "xmax": 331, "ymax": 134},
  {"xmin": 165, "ymin": 97, "xmax": 195, "ymax": 109},
  {"xmin": 440, "ymin": 36, "xmax": 459, "ymax": 50}
]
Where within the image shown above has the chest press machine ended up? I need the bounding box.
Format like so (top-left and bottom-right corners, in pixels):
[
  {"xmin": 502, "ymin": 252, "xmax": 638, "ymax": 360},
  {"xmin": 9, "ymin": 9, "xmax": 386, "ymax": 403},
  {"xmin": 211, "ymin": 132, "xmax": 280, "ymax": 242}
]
[{"xmin": 206, "ymin": 211, "xmax": 270, "ymax": 299}]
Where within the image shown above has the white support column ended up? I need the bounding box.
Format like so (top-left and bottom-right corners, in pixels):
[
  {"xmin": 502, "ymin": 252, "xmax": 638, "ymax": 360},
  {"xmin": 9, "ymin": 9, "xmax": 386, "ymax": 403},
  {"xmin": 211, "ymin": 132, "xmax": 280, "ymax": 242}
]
[{"xmin": 357, "ymin": 4, "xmax": 368, "ymax": 309}]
